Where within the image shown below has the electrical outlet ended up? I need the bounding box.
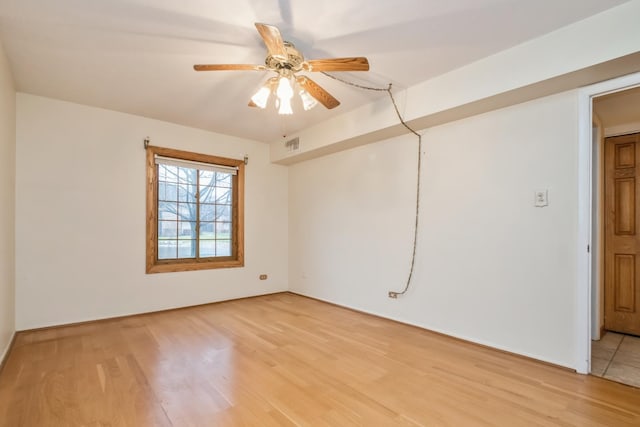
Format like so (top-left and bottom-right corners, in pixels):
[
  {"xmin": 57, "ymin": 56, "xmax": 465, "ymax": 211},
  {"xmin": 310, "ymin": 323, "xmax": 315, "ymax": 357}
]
[
  {"xmin": 534, "ymin": 190, "xmax": 548, "ymax": 207},
  {"xmin": 388, "ymin": 291, "xmax": 398, "ymax": 299},
  {"xmin": 259, "ymin": 274, "xmax": 267, "ymax": 280}
]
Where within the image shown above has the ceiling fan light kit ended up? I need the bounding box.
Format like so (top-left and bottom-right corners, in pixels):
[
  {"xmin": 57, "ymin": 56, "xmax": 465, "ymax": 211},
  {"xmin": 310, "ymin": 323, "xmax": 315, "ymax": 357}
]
[
  {"xmin": 194, "ymin": 23, "xmax": 370, "ymax": 115},
  {"xmin": 251, "ymin": 73, "xmax": 319, "ymax": 114}
]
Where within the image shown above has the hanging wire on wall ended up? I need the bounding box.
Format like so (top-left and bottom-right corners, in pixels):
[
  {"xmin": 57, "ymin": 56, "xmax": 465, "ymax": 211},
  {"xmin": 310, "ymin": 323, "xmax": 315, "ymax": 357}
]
[{"xmin": 321, "ymin": 72, "xmax": 422, "ymax": 298}]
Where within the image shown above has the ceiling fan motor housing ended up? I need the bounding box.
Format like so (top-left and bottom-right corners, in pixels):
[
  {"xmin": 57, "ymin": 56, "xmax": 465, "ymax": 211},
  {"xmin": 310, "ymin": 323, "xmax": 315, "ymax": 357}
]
[{"xmin": 265, "ymin": 41, "xmax": 305, "ymax": 72}]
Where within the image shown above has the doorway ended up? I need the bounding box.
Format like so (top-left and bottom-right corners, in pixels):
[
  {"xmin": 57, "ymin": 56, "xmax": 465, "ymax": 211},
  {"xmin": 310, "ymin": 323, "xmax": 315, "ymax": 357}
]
[{"xmin": 590, "ymin": 87, "xmax": 640, "ymax": 387}]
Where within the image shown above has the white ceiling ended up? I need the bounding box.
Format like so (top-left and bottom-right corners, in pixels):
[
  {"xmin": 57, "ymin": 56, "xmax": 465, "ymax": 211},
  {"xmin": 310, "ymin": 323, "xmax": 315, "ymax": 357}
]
[{"xmin": 0, "ymin": 0, "xmax": 630, "ymax": 142}]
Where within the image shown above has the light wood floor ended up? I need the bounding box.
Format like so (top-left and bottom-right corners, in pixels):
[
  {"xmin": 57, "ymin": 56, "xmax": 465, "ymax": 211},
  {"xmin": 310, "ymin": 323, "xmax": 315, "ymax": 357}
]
[{"xmin": 1, "ymin": 293, "xmax": 640, "ymax": 426}]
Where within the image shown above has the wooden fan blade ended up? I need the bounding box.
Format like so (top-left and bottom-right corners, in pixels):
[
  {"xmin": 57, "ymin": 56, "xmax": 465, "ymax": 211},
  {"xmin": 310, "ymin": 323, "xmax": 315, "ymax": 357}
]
[
  {"xmin": 194, "ymin": 64, "xmax": 265, "ymax": 71},
  {"xmin": 297, "ymin": 76, "xmax": 340, "ymax": 109},
  {"xmin": 255, "ymin": 23, "xmax": 287, "ymax": 60},
  {"xmin": 306, "ymin": 57, "xmax": 369, "ymax": 72},
  {"xmin": 248, "ymin": 100, "xmax": 257, "ymax": 107}
]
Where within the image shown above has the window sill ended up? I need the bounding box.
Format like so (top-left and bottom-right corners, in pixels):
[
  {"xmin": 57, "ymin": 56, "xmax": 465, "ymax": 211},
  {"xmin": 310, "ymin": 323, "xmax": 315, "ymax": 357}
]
[{"xmin": 146, "ymin": 258, "xmax": 244, "ymax": 274}]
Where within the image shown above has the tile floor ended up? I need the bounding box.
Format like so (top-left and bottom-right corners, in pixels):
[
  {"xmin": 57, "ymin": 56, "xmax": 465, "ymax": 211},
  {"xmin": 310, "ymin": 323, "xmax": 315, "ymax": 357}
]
[{"xmin": 591, "ymin": 331, "xmax": 640, "ymax": 388}]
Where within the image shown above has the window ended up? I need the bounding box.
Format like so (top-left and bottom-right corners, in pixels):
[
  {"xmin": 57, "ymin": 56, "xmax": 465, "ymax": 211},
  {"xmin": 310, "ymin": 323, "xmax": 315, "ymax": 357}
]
[{"xmin": 146, "ymin": 146, "xmax": 244, "ymax": 273}]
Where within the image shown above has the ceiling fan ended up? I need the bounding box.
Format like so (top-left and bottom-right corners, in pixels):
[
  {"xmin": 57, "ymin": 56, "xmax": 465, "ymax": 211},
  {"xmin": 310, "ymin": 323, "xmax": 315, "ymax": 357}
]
[{"xmin": 193, "ymin": 23, "xmax": 370, "ymax": 115}]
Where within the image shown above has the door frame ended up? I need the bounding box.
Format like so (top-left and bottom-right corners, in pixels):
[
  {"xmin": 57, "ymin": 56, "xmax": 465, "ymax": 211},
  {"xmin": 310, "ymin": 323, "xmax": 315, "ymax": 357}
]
[{"xmin": 577, "ymin": 71, "xmax": 640, "ymax": 374}]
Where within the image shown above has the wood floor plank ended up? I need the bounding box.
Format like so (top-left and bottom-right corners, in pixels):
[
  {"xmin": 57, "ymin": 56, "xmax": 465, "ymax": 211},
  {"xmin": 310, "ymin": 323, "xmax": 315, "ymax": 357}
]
[{"xmin": 1, "ymin": 293, "xmax": 640, "ymax": 426}]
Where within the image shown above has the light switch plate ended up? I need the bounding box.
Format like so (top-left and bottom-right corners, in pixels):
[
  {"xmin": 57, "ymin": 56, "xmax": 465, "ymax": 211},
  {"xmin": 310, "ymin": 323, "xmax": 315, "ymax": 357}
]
[{"xmin": 534, "ymin": 190, "xmax": 548, "ymax": 207}]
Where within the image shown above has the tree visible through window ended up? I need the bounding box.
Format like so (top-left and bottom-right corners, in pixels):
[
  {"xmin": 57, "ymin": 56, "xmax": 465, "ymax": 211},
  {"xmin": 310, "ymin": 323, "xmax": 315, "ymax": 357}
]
[{"xmin": 146, "ymin": 146, "xmax": 244, "ymax": 273}]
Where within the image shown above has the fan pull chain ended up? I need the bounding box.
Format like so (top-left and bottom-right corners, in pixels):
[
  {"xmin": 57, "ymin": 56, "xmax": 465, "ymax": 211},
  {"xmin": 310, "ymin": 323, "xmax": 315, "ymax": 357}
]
[{"xmin": 321, "ymin": 72, "xmax": 422, "ymax": 298}]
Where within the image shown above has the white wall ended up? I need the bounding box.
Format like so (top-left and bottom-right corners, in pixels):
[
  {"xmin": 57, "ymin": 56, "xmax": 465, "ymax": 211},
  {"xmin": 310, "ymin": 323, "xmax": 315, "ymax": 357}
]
[
  {"xmin": 0, "ymin": 42, "xmax": 15, "ymax": 359},
  {"xmin": 15, "ymin": 94, "xmax": 288, "ymax": 330},
  {"xmin": 290, "ymin": 91, "xmax": 579, "ymax": 368}
]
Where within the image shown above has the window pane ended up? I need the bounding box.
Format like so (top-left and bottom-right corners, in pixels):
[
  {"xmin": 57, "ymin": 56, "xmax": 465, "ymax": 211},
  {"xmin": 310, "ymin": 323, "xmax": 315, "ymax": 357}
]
[
  {"xmin": 178, "ymin": 221, "xmax": 196, "ymax": 238},
  {"xmin": 158, "ymin": 182, "xmax": 166, "ymax": 200},
  {"xmin": 200, "ymin": 240, "xmax": 215, "ymax": 257},
  {"xmin": 159, "ymin": 165, "xmax": 167, "ymax": 181},
  {"xmin": 216, "ymin": 172, "xmax": 232, "ymax": 187},
  {"xmin": 200, "ymin": 222, "xmax": 214, "ymax": 238},
  {"xmin": 216, "ymin": 240, "xmax": 231, "ymax": 257},
  {"xmin": 215, "ymin": 187, "xmax": 231, "ymax": 204},
  {"xmin": 178, "ymin": 240, "xmax": 196, "ymax": 258},
  {"xmin": 158, "ymin": 221, "xmax": 177, "ymax": 239},
  {"xmin": 178, "ymin": 167, "xmax": 197, "ymax": 184},
  {"xmin": 178, "ymin": 184, "xmax": 197, "ymax": 203},
  {"xmin": 163, "ymin": 183, "xmax": 177, "ymax": 201},
  {"xmin": 158, "ymin": 240, "xmax": 177, "ymax": 259},
  {"xmin": 178, "ymin": 203, "xmax": 197, "ymax": 221},
  {"xmin": 215, "ymin": 222, "xmax": 231, "ymax": 238},
  {"xmin": 199, "ymin": 183, "xmax": 216, "ymax": 203},
  {"xmin": 199, "ymin": 170, "xmax": 214, "ymax": 186},
  {"xmin": 200, "ymin": 204, "xmax": 215, "ymax": 221},
  {"xmin": 216, "ymin": 205, "xmax": 231, "ymax": 222},
  {"xmin": 158, "ymin": 201, "xmax": 177, "ymax": 220},
  {"xmin": 161, "ymin": 165, "xmax": 178, "ymax": 183}
]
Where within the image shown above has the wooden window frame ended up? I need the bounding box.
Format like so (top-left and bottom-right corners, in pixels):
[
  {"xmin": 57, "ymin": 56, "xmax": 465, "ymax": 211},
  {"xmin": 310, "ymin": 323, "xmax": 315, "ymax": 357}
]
[{"xmin": 146, "ymin": 145, "xmax": 244, "ymax": 273}]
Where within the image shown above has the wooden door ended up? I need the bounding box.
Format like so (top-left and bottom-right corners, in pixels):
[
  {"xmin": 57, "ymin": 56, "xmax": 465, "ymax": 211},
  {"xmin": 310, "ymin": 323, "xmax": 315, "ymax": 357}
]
[{"xmin": 605, "ymin": 132, "xmax": 640, "ymax": 335}]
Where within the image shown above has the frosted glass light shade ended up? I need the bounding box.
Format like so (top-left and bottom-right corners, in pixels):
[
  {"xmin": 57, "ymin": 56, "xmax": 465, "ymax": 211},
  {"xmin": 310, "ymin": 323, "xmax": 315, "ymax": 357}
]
[
  {"xmin": 250, "ymin": 86, "xmax": 271, "ymax": 109},
  {"xmin": 276, "ymin": 76, "xmax": 294, "ymax": 98},
  {"xmin": 276, "ymin": 76, "xmax": 294, "ymax": 115},
  {"xmin": 299, "ymin": 89, "xmax": 318, "ymax": 111}
]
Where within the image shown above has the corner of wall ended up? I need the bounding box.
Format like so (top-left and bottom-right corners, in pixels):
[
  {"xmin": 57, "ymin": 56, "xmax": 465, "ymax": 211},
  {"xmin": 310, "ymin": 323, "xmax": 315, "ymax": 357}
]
[{"xmin": 0, "ymin": 37, "xmax": 17, "ymax": 360}]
